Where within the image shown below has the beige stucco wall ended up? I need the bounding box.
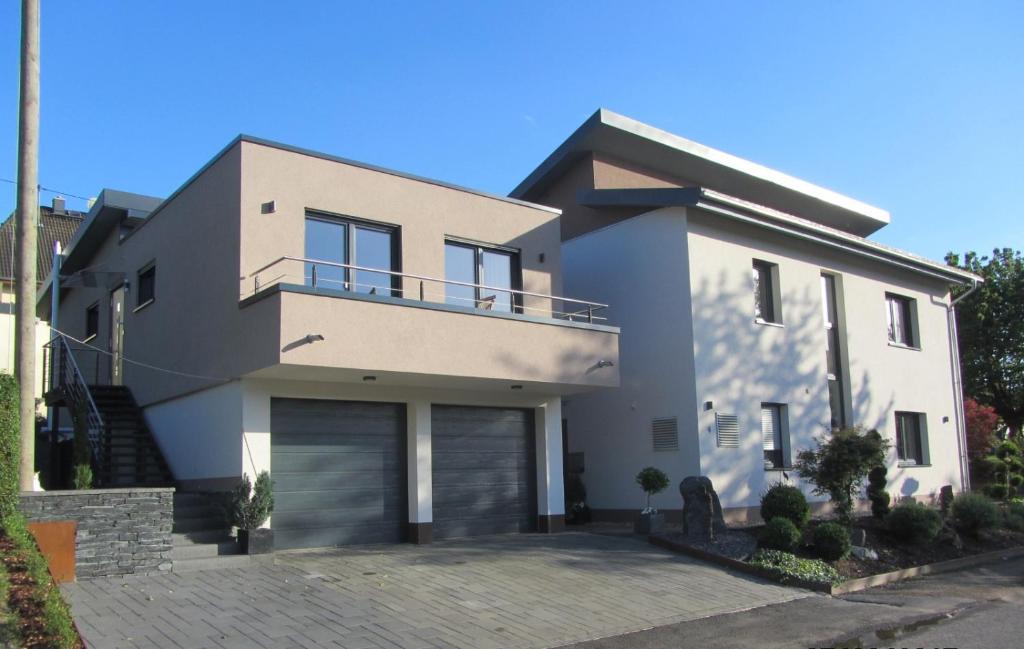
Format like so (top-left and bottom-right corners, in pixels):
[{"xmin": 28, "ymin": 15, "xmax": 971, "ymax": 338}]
[
  {"xmin": 686, "ymin": 208, "xmax": 964, "ymax": 509},
  {"xmin": 53, "ymin": 139, "xmax": 617, "ymax": 409},
  {"xmin": 238, "ymin": 141, "xmax": 564, "ymax": 314}
]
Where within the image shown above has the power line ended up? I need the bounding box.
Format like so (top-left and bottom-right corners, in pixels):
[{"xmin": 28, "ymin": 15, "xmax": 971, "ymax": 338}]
[{"xmin": 1, "ymin": 177, "xmax": 93, "ymax": 203}]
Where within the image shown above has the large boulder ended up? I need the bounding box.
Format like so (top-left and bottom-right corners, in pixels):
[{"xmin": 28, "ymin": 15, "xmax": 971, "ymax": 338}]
[{"xmin": 679, "ymin": 476, "xmax": 727, "ymax": 541}]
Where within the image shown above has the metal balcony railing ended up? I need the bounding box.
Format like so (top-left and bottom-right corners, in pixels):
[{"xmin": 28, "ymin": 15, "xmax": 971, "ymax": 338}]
[{"xmin": 247, "ymin": 256, "xmax": 609, "ymax": 324}]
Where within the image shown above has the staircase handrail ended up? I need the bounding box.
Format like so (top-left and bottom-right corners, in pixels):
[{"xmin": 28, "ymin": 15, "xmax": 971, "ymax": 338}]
[{"xmin": 45, "ymin": 336, "xmax": 106, "ymax": 472}]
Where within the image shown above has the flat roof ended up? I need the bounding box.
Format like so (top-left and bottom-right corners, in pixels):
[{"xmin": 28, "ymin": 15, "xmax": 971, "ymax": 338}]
[{"xmin": 511, "ymin": 109, "xmax": 891, "ymax": 236}]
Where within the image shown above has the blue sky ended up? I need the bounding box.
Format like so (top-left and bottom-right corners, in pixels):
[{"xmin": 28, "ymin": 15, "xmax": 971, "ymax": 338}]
[{"xmin": 1, "ymin": 1, "xmax": 1021, "ymax": 261}]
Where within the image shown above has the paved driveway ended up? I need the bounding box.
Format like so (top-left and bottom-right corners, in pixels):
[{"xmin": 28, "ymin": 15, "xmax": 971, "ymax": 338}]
[{"xmin": 62, "ymin": 532, "xmax": 810, "ymax": 649}]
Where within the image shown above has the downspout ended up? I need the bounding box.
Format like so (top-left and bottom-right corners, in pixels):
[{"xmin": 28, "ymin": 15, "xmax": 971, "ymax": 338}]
[{"xmin": 947, "ymin": 278, "xmax": 979, "ymax": 492}]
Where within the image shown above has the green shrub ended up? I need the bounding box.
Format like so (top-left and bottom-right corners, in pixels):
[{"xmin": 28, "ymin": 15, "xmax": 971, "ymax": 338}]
[
  {"xmin": 0, "ymin": 374, "xmax": 19, "ymax": 519},
  {"xmin": 813, "ymin": 522, "xmax": 852, "ymax": 560},
  {"xmin": 635, "ymin": 467, "xmax": 670, "ymax": 512},
  {"xmin": 795, "ymin": 427, "xmax": 890, "ymax": 525},
  {"xmin": 984, "ymin": 441, "xmax": 1024, "ymax": 501},
  {"xmin": 229, "ymin": 471, "xmax": 275, "ymax": 530},
  {"xmin": 1004, "ymin": 500, "xmax": 1024, "ymax": 531},
  {"xmin": 759, "ymin": 517, "xmax": 801, "ymax": 552},
  {"xmin": 951, "ymin": 493, "xmax": 1000, "ymax": 537},
  {"xmin": 760, "ymin": 484, "xmax": 810, "ymax": 529},
  {"xmin": 73, "ymin": 463, "xmax": 93, "ymax": 490},
  {"xmin": 867, "ymin": 466, "xmax": 891, "ymax": 519},
  {"xmin": 986, "ymin": 483, "xmax": 1009, "ymax": 500},
  {"xmin": 886, "ymin": 501, "xmax": 942, "ymax": 543},
  {"xmin": 749, "ymin": 549, "xmax": 842, "ymax": 586}
]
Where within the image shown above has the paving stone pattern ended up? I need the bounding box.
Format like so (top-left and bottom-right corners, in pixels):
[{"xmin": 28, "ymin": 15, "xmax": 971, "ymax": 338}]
[
  {"xmin": 20, "ymin": 488, "xmax": 174, "ymax": 579},
  {"xmin": 62, "ymin": 532, "xmax": 810, "ymax": 649}
]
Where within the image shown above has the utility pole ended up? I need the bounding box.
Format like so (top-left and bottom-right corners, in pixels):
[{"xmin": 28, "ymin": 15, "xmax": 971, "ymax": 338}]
[{"xmin": 15, "ymin": 0, "xmax": 40, "ymax": 491}]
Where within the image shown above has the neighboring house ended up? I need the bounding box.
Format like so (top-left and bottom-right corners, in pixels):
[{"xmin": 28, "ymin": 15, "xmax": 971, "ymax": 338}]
[
  {"xmin": 0, "ymin": 198, "xmax": 84, "ymax": 420},
  {"xmin": 39, "ymin": 138, "xmax": 619, "ymax": 548},
  {"xmin": 511, "ymin": 109, "xmax": 980, "ymax": 523}
]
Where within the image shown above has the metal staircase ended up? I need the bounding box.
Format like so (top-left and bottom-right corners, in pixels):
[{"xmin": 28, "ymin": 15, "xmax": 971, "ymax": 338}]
[{"xmin": 44, "ymin": 336, "xmax": 173, "ymax": 487}]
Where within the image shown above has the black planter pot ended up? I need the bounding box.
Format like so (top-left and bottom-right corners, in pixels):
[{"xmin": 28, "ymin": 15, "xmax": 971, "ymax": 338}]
[
  {"xmin": 634, "ymin": 512, "xmax": 665, "ymax": 535},
  {"xmin": 238, "ymin": 528, "xmax": 274, "ymax": 555}
]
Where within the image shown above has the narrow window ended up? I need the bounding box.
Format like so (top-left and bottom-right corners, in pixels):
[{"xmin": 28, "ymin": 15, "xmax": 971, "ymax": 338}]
[
  {"xmin": 752, "ymin": 260, "xmax": 780, "ymax": 323},
  {"xmin": 895, "ymin": 411, "xmax": 927, "ymax": 465},
  {"xmin": 761, "ymin": 403, "xmax": 788, "ymax": 468},
  {"xmin": 821, "ymin": 273, "xmax": 847, "ymax": 430},
  {"xmin": 85, "ymin": 303, "xmax": 99, "ymax": 340},
  {"xmin": 886, "ymin": 293, "xmax": 917, "ymax": 347},
  {"xmin": 137, "ymin": 264, "xmax": 155, "ymax": 307},
  {"xmin": 444, "ymin": 240, "xmax": 521, "ymax": 313}
]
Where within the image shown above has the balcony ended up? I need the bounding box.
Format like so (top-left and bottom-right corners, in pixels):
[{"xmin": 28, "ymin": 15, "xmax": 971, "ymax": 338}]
[{"xmin": 239, "ymin": 257, "xmax": 620, "ymax": 393}]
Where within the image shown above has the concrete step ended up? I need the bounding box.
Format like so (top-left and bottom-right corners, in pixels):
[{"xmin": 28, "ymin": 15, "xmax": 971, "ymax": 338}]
[
  {"xmin": 172, "ymin": 554, "xmax": 252, "ymax": 573},
  {"xmin": 173, "ymin": 530, "xmax": 233, "ymax": 545},
  {"xmin": 170, "ymin": 540, "xmax": 240, "ymax": 560},
  {"xmin": 172, "ymin": 517, "xmax": 228, "ymax": 534}
]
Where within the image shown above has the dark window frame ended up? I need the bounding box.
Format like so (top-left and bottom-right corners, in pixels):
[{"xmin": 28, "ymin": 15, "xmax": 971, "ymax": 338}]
[
  {"xmin": 752, "ymin": 259, "xmax": 781, "ymax": 324},
  {"xmin": 760, "ymin": 402, "xmax": 789, "ymax": 469},
  {"xmin": 886, "ymin": 293, "xmax": 917, "ymax": 347},
  {"xmin": 444, "ymin": 238, "xmax": 523, "ymax": 313},
  {"xmin": 84, "ymin": 302, "xmax": 100, "ymax": 341},
  {"xmin": 895, "ymin": 411, "xmax": 927, "ymax": 465},
  {"xmin": 136, "ymin": 262, "xmax": 156, "ymax": 309},
  {"xmin": 303, "ymin": 211, "xmax": 402, "ymax": 296}
]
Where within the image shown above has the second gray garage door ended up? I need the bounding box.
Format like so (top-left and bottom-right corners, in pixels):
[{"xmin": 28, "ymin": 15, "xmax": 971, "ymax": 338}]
[
  {"xmin": 271, "ymin": 398, "xmax": 407, "ymax": 549},
  {"xmin": 431, "ymin": 405, "xmax": 537, "ymax": 540}
]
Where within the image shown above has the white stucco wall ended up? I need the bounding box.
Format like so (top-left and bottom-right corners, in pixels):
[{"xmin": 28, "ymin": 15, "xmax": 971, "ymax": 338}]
[
  {"xmin": 561, "ymin": 208, "xmax": 700, "ymax": 513},
  {"xmin": 143, "ymin": 380, "xmax": 244, "ymax": 483},
  {"xmin": 686, "ymin": 210, "xmax": 964, "ymax": 512}
]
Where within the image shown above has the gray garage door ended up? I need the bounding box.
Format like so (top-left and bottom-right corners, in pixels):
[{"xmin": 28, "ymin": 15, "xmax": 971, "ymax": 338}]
[
  {"xmin": 270, "ymin": 398, "xmax": 407, "ymax": 549},
  {"xmin": 431, "ymin": 405, "xmax": 537, "ymax": 540}
]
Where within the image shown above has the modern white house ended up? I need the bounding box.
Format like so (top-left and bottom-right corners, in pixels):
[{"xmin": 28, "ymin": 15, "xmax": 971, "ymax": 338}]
[
  {"xmin": 39, "ymin": 137, "xmax": 619, "ymax": 549},
  {"xmin": 511, "ymin": 109, "xmax": 980, "ymax": 523}
]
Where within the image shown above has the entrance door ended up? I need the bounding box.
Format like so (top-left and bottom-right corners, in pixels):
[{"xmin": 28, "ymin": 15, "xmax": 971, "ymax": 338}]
[{"xmin": 109, "ymin": 285, "xmax": 125, "ymax": 385}]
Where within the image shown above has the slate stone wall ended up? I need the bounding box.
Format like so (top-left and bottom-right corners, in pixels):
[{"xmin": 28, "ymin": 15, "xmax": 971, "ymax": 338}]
[{"xmin": 19, "ymin": 488, "xmax": 174, "ymax": 579}]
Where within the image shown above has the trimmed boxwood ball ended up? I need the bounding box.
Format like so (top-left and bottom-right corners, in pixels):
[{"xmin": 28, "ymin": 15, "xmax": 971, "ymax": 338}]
[
  {"xmin": 813, "ymin": 522, "xmax": 851, "ymax": 560},
  {"xmin": 951, "ymin": 493, "xmax": 1000, "ymax": 537},
  {"xmin": 760, "ymin": 484, "xmax": 810, "ymax": 529},
  {"xmin": 886, "ymin": 501, "xmax": 942, "ymax": 543},
  {"xmin": 759, "ymin": 517, "xmax": 801, "ymax": 552}
]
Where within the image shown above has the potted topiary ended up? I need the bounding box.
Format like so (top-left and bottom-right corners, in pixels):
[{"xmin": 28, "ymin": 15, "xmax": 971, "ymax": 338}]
[
  {"xmin": 230, "ymin": 471, "xmax": 275, "ymax": 554},
  {"xmin": 634, "ymin": 467, "xmax": 670, "ymax": 534}
]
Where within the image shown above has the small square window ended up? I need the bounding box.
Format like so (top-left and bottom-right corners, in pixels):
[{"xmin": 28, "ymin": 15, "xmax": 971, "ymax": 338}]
[
  {"xmin": 137, "ymin": 264, "xmax": 155, "ymax": 307},
  {"xmin": 886, "ymin": 293, "xmax": 917, "ymax": 347},
  {"xmin": 85, "ymin": 303, "xmax": 99, "ymax": 340},
  {"xmin": 895, "ymin": 411, "xmax": 928, "ymax": 465},
  {"xmin": 752, "ymin": 260, "xmax": 781, "ymax": 324}
]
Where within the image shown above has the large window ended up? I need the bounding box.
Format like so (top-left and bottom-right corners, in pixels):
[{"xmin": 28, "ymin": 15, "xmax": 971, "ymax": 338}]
[
  {"xmin": 760, "ymin": 403, "xmax": 788, "ymax": 469},
  {"xmin": 444, "ymin": 240, "xmax": 520, "ymax": 313},
  {"xmin": 895, "ymin": 411, "xmax": 927, "ymax": 465},
  {"xmin": 752, "ymin": 260, "xmax": 781, "ymax": 324},
  {"xmin": 886, "ymin": 293, "xmax": 918, "ymax": 347},
  {"xmin": 304, "ymin": 213, "xmax": 398, "ymax": 296}
]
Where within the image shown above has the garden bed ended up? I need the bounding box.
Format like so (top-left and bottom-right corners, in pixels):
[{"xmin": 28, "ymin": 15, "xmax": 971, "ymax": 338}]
[
  {"xmin": 651, "ymin": 514, "xmax": 1024, "ymax": 595},
  {"xmin": 0, "ymin": 517, "xmax": 82, "ymax": 649}
]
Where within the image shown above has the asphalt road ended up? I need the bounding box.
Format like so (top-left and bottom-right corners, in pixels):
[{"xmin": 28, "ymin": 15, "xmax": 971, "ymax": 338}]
[{"xmin": 559, "ymin": 554, "xmax": 1024, "ymax": 649}]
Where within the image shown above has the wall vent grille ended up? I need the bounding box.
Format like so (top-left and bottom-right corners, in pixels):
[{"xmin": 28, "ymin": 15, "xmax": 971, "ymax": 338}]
[
  {"xmin": 716, "ymin": 413, "xmax": 740, "ymax": 448},
  {"xmin": 652, "ymin": 417, "xmax": 679, "ymax": 452}
]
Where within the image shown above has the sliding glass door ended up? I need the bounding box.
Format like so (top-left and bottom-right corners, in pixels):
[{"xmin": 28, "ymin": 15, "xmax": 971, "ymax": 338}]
[
  {"xmin": 304, "ymin": 213, "xmax": 398, "ymax": 296},
  {"xmin": 444, "ymin": 241, "xmax": 520, "ymax": 313}
]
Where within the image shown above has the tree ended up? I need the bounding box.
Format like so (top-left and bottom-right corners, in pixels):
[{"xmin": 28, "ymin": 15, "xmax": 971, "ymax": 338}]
[
  {"xmin": 964, "ymin": 397, "xmax": 1000, "ymax": 484},
  {"xmin": 946, "ymin": 249, "xmax": 1024, "ymax": 437},
  {"xmin": 635, "ymin": 467, "xmax": 670, "ymax": 513},
  {"xmin": 795, "ymin": 427, "xmax": 890, "ymax": 526}
]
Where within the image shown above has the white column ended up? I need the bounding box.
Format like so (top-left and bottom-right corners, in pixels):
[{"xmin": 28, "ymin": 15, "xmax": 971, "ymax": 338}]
[
  {"xmin": 240, "ymin": 381, "xmax": 271, "ymax": 529},
  {"xmin": 535, "ymin": 397, "xmax": 565, "ymax": 530},
  {"xmin": 407, "ymin": 399, "xmax": 433, "ymax": 541}
]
